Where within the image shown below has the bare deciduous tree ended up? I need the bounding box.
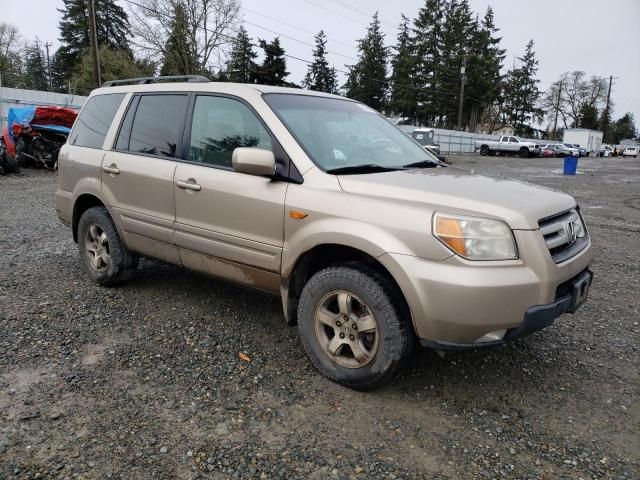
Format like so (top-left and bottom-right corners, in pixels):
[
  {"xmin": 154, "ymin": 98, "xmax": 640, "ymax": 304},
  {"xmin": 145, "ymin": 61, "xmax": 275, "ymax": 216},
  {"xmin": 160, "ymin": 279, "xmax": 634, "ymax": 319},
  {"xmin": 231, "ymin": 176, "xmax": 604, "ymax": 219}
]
[
  {"xmin": 541, "ymin": 71, "xmax": 608, "ymax": 128},
  {"xmin": 0, "ymin": 22, "xmax": 24, "ymax": 87},
  {"xmin": 128, "ymin": 0, "xmax": 240, "ymax": 74}
]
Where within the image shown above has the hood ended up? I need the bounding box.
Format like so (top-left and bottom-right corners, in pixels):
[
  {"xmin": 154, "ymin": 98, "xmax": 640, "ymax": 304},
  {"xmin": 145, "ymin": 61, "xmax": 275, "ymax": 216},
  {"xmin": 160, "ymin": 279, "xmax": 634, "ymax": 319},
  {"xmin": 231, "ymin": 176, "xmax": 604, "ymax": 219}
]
[{"xmin": 337, "ymin": 167, "xmax": 576, "ymax": 230}]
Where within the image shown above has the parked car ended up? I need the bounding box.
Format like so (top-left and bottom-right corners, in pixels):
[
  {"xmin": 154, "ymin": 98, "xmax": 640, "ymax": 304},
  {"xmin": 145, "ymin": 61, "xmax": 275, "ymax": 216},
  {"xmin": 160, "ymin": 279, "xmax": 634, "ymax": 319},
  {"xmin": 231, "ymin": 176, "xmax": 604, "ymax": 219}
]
[
  {"xmin": 476, "ymin": 135, "xmax": 541, "ymax": 157},
  {"xmin": 622, "ymin": 146, "xmax": 638, "ymax": 158},
  {"xmin": 568, "ymin": 144, "xmax": 587, "ymax": 156},
  {"xmin": 540, "ymin": 144, "xmax": 568, "ymax": 157},
  {"xmin": 56, "ymin": 76, "xmax": 593, "ymax": 390},
  {"xmin": 560, "ymin": 143, "xmax": 580, "ymax": 157},
  {"xmin": 6, "ymin": 106, "xmax": 77, "ymax": 169},
  {"xmin": 540, "ymin": 146, "xmax": 556, "ymax": 157},
  {"xmin": 596, "ymin": 144, "xmax": 614, "ymax": 157}
]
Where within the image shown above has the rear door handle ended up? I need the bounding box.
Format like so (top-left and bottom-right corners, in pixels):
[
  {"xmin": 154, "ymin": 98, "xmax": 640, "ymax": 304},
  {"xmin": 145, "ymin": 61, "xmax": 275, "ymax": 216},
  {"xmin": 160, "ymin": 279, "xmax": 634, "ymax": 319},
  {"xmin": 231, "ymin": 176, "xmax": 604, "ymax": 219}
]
[
  {"xmin": 102, "ymin": 164, "xmax": 120, "ymax": 174},
  {"xmin": 176, "ymin": 179, "xmax": 201, "ymax": 191}
]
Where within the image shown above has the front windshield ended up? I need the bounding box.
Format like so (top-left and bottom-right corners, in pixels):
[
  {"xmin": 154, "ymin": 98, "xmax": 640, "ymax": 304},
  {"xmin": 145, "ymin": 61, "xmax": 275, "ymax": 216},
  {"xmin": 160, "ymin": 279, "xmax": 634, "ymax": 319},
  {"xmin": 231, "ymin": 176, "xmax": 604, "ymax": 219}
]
[{"xmin": 264, "ymin": 93, "xmax": 437, "ymax": 172}]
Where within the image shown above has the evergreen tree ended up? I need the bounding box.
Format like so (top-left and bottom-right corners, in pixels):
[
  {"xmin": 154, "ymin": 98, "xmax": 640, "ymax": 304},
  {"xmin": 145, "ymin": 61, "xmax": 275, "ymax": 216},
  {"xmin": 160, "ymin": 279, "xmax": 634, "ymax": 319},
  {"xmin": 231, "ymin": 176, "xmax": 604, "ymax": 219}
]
[
  {"xmin": 344, "ymin": 12, "xmax": 388, "ymax": 111},
  {"xmin": 412, "ymin": 0, "xmax": 445, "ymax": 125},
  {"xmin": 160, "ymin": 2, "xmax": 198, "ymax": 75},
  {"xmin": 611, "ymin": 113, "xmax": 637, "ymax": 143},
  {"xmin": 578, "ymin": 104, "xmax": 599, "ymax": 130},
  {"xmin": 23, "ymin": 40, "xmax": 49, "ymax": 91},
  {"xmin": 436, "ymin": 0, "xmax": 474, "ymax": 128},
  {"xmin": 255, "ymin": 38, "xmax": 290, "ymax": 86},
  {"xmin": 50, "ymin": 52, "xmax": 68, "ymax": 93},
  {"xmin": 303, "ymin": 31, "xmax": 338, "ymax": 94},
  {"xmin": 503, "ymin": 40, "xmax": 541, "ymax": 135},
  {"xmin": 225, "ymin": 27, "xmax": 258, "ymax": 83},
  {"xmin": 57, "ymin": 0, "xmax": 132, "ymax": 77},
  {"xmin": 464, "ymin": 6, "xmax": 506, "ymax": 130},
  {"xmin": 389, "ymin": 15, "xmax": 417, "ymax": 121}
]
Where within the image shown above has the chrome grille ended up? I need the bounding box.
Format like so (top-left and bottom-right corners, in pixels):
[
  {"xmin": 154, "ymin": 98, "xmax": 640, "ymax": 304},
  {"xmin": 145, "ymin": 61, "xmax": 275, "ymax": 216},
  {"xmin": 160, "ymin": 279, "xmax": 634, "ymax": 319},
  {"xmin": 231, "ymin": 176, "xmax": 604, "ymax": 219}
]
[{"xmin": 539, "ymin": 209, "xmax": 588, "ymax": 263}]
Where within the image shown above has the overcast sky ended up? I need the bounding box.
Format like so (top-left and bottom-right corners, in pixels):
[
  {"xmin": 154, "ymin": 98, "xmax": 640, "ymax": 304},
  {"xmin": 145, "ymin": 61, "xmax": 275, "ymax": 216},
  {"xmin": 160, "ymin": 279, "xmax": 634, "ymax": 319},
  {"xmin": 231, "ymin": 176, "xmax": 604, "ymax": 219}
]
[{"xmin": 1, "ymin": 0, "xmax": 638, "ymax": 124}]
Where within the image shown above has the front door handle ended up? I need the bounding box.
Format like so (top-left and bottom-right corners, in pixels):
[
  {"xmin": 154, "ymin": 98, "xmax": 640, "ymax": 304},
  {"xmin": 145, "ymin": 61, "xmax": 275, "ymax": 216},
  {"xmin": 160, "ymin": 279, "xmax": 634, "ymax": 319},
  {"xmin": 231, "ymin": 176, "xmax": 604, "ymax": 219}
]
[
  {"xmin": 176, "ymin": 179, "xmax": 201, "ymax": 191},
  {"xmin": 102, "ymin": 164, "xmax": 120, "ymax": 174}
]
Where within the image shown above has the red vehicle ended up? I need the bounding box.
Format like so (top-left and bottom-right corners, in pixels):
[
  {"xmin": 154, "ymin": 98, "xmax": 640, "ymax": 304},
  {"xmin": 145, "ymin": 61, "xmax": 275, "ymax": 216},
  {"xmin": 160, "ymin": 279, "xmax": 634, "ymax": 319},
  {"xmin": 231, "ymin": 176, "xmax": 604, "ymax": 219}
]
[
  {"xmin": 6, "ymin": 105, "xmax": 77, "ymax": 169},
  {"xmin": 540, "ymin": 146, "xmax": 555, "ymax": 157}
]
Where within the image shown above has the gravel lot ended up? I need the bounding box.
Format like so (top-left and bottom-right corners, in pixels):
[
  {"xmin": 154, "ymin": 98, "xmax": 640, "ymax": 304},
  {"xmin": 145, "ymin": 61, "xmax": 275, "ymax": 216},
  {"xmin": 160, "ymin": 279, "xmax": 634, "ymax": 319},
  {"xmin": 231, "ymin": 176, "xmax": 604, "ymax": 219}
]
[{"xmin": 1, "ymin": 155, "xmax": 638, "ymax": 479}]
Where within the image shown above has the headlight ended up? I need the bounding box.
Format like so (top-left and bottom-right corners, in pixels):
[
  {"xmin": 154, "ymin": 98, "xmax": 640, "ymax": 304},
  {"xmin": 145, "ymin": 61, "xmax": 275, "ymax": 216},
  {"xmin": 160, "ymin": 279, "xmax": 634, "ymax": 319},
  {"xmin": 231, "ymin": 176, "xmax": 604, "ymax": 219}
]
[{"xmin": 433, "ymin": 213, "xmax": 518, "ymax": 260}]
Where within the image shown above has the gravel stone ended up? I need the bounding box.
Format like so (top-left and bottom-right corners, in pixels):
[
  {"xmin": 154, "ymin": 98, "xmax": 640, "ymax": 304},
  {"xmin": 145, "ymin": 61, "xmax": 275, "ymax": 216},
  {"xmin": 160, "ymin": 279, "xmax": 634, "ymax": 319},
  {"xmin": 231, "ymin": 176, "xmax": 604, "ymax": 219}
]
[{"xmin": 0, "ymin": 158, "xmax": 638, "ymax": 479}]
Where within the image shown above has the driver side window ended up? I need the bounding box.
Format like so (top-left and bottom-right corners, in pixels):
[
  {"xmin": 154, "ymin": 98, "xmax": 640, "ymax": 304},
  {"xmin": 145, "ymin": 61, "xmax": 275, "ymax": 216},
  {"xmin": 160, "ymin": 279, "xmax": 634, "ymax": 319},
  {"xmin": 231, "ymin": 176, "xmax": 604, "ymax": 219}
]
[{"xmin": 189, "ymin": 96, "xmax": 272, "ymax": 169}]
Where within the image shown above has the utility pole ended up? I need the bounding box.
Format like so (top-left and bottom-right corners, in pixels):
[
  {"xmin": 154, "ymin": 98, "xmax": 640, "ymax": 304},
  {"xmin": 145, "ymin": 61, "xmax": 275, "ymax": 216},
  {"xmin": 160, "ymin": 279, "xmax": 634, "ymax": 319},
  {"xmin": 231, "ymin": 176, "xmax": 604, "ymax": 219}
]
[
  {"xmin": 87, "ymin": 0, "xmax": 102, "ymax": 87},
  {"xmin": 552, "ymin": 80, "xmax": 563, "ymax": 141},
  {"xmin": 601, "ymin": 75, "xmax": 614, "ymax": 142},
  {"xmin": 44, "ymin": 42, "xmax": 53, "ymax": 92},
  {"xmin": 457, "ymin": 55, "xmax": 467, "ymax": 131}
]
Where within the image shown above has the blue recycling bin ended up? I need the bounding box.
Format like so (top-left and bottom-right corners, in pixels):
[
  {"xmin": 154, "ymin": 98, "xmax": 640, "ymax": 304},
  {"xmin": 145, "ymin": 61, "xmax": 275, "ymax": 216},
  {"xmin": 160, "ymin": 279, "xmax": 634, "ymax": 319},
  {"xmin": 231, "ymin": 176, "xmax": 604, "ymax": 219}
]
[{"xmin": 563, "ymin": 156, "xmax": 578, "ymax": 175}]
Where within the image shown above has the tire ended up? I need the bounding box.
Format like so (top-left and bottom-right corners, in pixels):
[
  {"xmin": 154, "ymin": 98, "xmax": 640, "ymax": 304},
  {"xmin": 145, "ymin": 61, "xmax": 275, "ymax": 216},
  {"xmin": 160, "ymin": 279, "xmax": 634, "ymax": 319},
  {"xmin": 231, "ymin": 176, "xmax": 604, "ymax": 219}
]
[
  {"xmin": 519, "ymin": 147, "xmax": 529, "ymax": 158},
  {"xmin": 77, "ymin": 206, "xmax": 138, "ymax": 286},
  {"xmin": 479, "ymin": 145, "xmax": 489, "ymax": 156},
  {"xmin": 297, "ymin": 265, "xmax": 415, "ymax": 390}
]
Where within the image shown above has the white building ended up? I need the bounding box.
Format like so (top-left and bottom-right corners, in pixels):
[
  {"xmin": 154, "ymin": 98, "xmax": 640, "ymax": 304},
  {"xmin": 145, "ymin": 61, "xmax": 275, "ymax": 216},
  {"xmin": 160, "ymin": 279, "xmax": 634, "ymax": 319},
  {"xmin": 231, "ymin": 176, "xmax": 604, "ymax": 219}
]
[{"xmin": 0, "ymin": 87, "xmax": 87, "ymax": 132}]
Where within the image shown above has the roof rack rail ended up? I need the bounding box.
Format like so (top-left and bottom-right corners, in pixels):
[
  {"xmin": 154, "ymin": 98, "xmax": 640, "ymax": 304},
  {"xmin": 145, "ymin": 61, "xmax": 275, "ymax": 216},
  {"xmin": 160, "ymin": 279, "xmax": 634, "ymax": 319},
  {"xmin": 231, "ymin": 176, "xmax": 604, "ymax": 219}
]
[{"xmin": 102, "ymin": 75, "xmax": 210, "ymax": 87}]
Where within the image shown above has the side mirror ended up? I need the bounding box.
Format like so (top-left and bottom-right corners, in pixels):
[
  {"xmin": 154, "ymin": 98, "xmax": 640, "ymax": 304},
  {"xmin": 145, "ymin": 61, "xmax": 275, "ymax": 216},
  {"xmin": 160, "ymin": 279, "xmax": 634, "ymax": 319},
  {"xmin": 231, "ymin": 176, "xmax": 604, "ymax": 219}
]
[{"xmin": 232, "ymin": 148, "xmax": 276, "ymax": 177}]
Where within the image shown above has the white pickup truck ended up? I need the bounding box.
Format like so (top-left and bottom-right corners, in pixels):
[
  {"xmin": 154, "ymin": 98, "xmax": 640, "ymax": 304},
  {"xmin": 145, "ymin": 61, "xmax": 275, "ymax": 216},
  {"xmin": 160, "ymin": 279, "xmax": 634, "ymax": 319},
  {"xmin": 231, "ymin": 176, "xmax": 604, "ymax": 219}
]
[{"xmin": 476, "ymin": 136, "xmax": 541, "ymax": 158}]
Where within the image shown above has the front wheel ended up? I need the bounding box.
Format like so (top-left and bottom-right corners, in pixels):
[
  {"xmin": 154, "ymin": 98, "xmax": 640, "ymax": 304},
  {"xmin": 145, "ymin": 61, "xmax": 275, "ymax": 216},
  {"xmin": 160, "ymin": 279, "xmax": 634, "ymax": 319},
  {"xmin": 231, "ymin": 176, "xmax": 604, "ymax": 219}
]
[
  {"xmin": 297, "ymin": 266, "xmax": 415, "ymax": 390},
  {"xmin": 519, "ymin": 147, "xmax": 530, "ymax": 158},
  {"xmin": 78, "ymin": 207, "xmax": 138, "ymax": 286}
]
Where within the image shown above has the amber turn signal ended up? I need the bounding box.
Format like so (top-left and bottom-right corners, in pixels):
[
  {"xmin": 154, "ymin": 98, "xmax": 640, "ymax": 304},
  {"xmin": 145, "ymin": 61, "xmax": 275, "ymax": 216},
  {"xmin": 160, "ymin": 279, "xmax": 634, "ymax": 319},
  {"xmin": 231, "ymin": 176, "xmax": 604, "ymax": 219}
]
[{"xmin": 289, "ymin": 210, "xmax": 308, "ymax": 220}]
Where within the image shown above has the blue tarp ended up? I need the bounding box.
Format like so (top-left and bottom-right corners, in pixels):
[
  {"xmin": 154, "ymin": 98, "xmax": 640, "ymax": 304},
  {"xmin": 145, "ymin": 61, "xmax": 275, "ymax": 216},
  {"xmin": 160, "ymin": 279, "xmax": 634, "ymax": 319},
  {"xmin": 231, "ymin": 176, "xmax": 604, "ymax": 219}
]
[
  {"xmin": 7, "ymin": 106, "xmax": 36, "ymax": 141},
  {"xmin": 31, "ymin": 124, "xmax": 72, "ymax": 135}
]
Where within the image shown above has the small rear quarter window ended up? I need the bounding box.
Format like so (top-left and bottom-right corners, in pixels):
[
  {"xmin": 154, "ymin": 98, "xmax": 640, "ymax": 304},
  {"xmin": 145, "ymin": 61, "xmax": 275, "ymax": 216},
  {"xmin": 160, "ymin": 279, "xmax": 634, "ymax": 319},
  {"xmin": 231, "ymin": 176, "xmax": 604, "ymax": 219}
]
[{"xmin": 70, "ymin": 93, "xmax": 125, "ymax": 149}]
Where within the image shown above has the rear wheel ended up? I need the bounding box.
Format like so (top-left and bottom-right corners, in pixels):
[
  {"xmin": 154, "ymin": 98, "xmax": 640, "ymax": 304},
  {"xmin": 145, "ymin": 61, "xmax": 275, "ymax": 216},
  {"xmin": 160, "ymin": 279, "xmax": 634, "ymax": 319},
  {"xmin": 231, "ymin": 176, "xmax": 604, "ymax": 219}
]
[
  {"xmin": 78, "ymin": 207, "xmax": 138, "ymax": 286},
  {"xmin": 479, "ymin": 145, "xmax": 489, "ymax": 156},
  {"xmin": 297, "ymin": 265, "xmax": 415, "ymax": 390}
]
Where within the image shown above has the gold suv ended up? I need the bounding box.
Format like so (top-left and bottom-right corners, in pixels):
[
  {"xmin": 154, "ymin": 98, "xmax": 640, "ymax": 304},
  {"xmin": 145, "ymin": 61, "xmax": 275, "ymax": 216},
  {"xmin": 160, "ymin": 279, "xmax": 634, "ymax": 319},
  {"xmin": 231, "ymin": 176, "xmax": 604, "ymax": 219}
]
[{"xmin": 56, "ymin": 76, "xmax": 593, "ymax": 390}]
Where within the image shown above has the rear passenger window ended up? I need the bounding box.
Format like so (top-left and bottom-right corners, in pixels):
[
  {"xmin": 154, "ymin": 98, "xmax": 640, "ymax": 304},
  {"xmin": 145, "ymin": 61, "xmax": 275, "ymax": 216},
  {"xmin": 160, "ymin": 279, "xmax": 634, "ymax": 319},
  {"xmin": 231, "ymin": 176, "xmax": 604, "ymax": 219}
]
[
  {"xmin": 189, "ymin": 96, "xmax": 272, "ymax": 168},
  {"xmin": 70, "ymin": 93, "xmax": 125, "ymax": 149},
  {"xmin": 120, "ymin": 94, "xmax": 189, "ymax": 158}
]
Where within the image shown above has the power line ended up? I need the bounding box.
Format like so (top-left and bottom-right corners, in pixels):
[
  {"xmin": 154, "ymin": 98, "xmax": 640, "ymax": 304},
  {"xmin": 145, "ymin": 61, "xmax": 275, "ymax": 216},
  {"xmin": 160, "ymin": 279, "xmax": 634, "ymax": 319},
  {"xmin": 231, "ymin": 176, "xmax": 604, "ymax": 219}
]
[
  {"xmin": 243, "ymin": 20, "xmax": 357, "ymax": 61},
  {"xmin": 324, "ymin": 0, "xmax": 396, "ymax": 28},
  {"xmin": 242, "ymin": 7, "xmax": 357, "ymax": 50},
  {"xmin": 302, "ymin": 0, "xmax": 370, "ymax": 27}
]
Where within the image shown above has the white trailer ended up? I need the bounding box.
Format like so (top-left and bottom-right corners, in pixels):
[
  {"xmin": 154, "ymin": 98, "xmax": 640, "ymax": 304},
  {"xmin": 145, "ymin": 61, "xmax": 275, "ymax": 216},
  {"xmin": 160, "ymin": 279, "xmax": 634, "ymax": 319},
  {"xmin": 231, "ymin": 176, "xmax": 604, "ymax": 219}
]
[{"xmin": 563, "ymin": 129, "xmax": 603, "ymax": 156}]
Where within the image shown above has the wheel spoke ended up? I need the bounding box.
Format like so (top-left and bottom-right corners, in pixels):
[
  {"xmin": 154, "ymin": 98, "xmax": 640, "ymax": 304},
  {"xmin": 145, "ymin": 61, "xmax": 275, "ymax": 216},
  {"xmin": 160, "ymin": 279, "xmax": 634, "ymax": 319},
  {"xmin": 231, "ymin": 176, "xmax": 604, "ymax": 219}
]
[
  {"xmin": 337, "ymin": 293, "xmax": 352, "ymax": 315},
  {"xmin": 357, "ymin": 315, "xmax": 377, "ymax": 333},
  {"xmin": 327, "ymin": 336, "xmax": 345, "ymax": 356},
  {"xmin": 89, "ymin": 225, "xmax": 100, "ymax": 242},
  {"xmin": 98, "ymin": 232, "xmax": 108, "ymax": 247},
  {"xmin": 88, "ymin": 251, "xmax": 99, "ymax": 269},
  {"xmin": 351, "ymin": 340, "xmax": 370, "ymax": 364},
  {"xmin": 99, "ymin": 250, "xmax": 110, "ymax": 266},
  {"xmin": 316, "ymin": 307, "xmax": 335, "ymax": 327}
]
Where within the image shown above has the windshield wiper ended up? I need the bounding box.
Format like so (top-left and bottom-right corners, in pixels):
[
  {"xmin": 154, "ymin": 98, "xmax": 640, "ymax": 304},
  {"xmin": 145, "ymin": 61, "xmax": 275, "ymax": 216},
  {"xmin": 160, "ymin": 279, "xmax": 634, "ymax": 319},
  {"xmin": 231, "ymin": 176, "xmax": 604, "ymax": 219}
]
[
  {"xmin": 326, "ymin": 164, "xmax": 402, "ymax": 175},
  {"xmin": 402, "ymin": 159, "xmax": 442, "ymax": 169}
]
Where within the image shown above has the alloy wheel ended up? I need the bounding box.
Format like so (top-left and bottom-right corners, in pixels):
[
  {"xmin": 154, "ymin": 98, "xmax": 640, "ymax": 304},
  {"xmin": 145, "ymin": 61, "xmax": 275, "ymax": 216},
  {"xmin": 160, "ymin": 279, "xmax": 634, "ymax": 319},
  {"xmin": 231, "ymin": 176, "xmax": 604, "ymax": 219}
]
[
  {"xmin": 84, "ymin": 224, "xmax": 110, "ymax": 272},
  {"xmin": 314, "ymin": 290, "xmax": 379, "ymax": 368}
]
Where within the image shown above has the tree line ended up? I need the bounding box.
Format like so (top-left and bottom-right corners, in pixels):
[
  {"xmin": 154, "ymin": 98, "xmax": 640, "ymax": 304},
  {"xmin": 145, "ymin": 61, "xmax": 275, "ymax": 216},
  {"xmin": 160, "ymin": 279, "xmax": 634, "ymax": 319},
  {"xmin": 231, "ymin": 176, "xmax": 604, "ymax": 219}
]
[{"xmin": 0, "ymin": 0, "xmax": 636, "ymax": 142}]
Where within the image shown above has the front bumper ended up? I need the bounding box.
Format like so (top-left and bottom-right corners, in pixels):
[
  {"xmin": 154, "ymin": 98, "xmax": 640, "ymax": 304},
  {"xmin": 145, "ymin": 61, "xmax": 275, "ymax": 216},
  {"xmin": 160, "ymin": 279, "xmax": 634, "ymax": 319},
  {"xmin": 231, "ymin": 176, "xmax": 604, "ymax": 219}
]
[
  {"xmin": 378, "ymin": 229, "xmax": 593, "ymax": 345},
  {"xmin": 421, "ymin": 269, "xmax": 593, "ymax": 349}
]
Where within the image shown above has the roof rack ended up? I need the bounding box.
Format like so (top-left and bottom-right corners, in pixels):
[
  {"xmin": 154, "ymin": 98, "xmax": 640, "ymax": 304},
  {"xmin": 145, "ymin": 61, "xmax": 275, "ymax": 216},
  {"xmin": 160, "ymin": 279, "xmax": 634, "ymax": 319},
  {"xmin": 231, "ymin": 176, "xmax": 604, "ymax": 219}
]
[{"xmin": 102, "ymin": 75, "xmax": 210, "ymax": 87}]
